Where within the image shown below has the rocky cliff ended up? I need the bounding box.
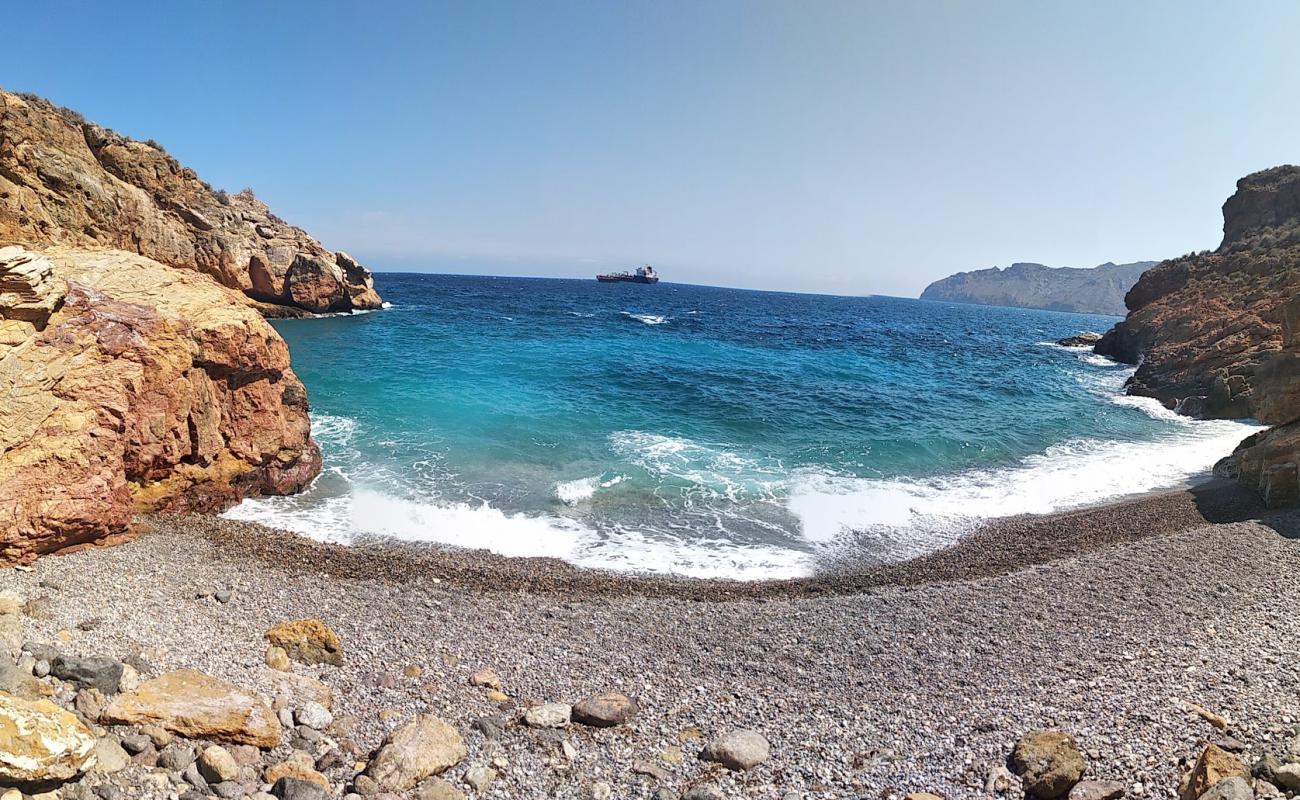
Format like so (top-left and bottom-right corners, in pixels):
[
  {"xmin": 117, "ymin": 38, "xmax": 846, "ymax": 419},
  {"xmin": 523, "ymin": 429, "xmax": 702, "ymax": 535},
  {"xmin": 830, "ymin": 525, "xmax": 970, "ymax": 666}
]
[
  {"xmin": 1095, "ymin": 166, "xmax": 1300, "ymax": 506},
  {"xmin": 0, "ymin": 90, "xmax": 381, "ymax": 314},
  {"xmin": 920, "ymin": 261, "xmax": 1156, "ymax": 315},
  {"xmin": 0, "ymin": 246, "xmax": 320, "ymax": 562}
]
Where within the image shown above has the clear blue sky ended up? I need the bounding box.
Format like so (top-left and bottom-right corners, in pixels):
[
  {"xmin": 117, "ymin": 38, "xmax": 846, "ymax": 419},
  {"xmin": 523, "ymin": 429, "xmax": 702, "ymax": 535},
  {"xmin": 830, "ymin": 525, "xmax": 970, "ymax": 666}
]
[{"xmin": 5, "ymin": 1, "xmax": 1298, "ymax": 295}]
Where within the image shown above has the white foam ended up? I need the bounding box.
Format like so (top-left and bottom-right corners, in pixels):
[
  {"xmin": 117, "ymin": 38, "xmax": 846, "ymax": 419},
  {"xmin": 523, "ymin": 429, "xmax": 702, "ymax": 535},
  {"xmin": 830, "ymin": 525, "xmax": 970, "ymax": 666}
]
[
  {"xmin": 312, "ymin": 413, "xmax": 360, "ymax": 444},
  {"xmin": 1081, "ymin": 353, "xmax": 1122, "ymax": 367},
  {"xmin": 609, "ymin": 431, "xmax": 783, "ymax": 502},
  {"xmin": 621, "ymin": 312, "xmax": 669, "ymax": 325},
  {"xmin": 312, "ymin": 308, "xmax": 382, "ymax": 318},
  {"xmin": 555, "ymin": 474, "xmax": 626, "ymax": 504},
  {"xmin": 1110, "ymin": 394, "xmax": 1186, "ymax": 422},
  {"xmin": 786, "ymin": 416, "xmax": 1262, "ymax": 553},
  {"xmin": 227, "ymin": 400, "xmax": 1263, "ymax": 581},
  {"xmin": 226, "ymin": 488, "xmax": 811, "ymax": 580},
  {"xmin": 381, "ymin": 301, "xmax": 394, "ymax": 309}
]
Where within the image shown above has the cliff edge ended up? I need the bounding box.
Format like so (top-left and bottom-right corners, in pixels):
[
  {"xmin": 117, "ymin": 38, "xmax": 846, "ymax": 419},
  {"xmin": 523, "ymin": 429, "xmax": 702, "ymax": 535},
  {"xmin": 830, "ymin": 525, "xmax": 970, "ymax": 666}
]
[
  {"xmin": 920, "ymin": 261, "xmax": 1156, "ymax": 316},
  {"xmin": 0, "ymin": 90, "xmax": 380, "ymax": 314},
  {"xmin": 1095, "ymin": 166, "xmax": 1300, "ymax": 506}
]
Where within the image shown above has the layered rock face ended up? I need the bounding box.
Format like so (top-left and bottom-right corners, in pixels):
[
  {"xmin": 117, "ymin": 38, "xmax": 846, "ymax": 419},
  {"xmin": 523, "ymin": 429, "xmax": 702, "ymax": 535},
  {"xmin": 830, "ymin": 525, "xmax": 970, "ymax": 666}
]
[
  {"xmin": 0, "ymin": 90, "xmax": 381, "ymax": 314},
  {"xmin": 0, "ymin": 246, "xmax": 320, "ymax": 562},
  {"xmin": 920, "ymin": 261, "xmax": 1156, "ymax": 315},
  {"xmin": 1095, "ymin": 166, "xmax": 1300, "ymax": 506}
]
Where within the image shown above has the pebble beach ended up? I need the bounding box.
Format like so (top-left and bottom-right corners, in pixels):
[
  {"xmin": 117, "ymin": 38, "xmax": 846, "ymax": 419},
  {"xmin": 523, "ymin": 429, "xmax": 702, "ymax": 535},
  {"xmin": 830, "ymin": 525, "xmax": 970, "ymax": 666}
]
[{"xmin": 4, "ymin": 482, "xmax": 1300, "ymax": 799}]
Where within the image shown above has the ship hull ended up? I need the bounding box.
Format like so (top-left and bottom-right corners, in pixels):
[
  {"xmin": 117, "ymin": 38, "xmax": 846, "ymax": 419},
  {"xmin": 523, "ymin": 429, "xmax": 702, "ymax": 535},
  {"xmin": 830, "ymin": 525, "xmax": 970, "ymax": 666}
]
[{"xmin": 596, "ymin": 275, "xmax": 659, "ymax": 283}]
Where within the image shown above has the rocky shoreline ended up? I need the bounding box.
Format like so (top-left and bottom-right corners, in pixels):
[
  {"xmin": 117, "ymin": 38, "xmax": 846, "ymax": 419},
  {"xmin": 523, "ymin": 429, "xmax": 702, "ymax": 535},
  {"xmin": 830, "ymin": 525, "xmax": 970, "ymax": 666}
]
[{"xmin": 2, "ymin": 486, "xmax": 1299, "ymax": 799}]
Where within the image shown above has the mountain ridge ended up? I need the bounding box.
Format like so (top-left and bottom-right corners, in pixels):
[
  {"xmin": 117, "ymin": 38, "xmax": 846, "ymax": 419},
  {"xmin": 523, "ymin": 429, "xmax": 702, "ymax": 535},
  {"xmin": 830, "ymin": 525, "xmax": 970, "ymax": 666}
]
[{"xmin": 921, "ymin": 260, "xmax": 1157, "ymax": 315}]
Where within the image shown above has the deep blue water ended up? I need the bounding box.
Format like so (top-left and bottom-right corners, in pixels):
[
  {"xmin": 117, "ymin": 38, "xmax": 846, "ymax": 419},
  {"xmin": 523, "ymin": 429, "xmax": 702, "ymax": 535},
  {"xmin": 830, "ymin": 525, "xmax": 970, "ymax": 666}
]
[{"xmin": 226, "ymin": 274, "xmax": 1259, "ymax": 578}]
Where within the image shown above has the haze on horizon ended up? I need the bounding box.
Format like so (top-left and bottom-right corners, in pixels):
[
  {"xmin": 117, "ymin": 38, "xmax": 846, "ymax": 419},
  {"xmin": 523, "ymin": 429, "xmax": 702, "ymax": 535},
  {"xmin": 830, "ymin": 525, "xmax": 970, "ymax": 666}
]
[{"xmin": 5, "ymin": 0, "xmax": 1298, "ymax": 297}]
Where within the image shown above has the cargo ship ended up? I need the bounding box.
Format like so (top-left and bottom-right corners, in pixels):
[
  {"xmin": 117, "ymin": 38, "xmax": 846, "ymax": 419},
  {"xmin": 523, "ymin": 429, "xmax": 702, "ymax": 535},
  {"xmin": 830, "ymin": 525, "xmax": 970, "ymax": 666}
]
[{"xmin": 596, "ymin": 264, "xmax": 659, "ymax": 284}]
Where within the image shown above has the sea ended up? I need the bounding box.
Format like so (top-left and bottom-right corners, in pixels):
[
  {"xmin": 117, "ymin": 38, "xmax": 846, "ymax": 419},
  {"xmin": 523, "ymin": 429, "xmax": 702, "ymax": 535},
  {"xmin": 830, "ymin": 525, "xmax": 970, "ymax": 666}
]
[{"xmin": 224, "ymin": 274, "xmax": 1262, "ymax": 580}]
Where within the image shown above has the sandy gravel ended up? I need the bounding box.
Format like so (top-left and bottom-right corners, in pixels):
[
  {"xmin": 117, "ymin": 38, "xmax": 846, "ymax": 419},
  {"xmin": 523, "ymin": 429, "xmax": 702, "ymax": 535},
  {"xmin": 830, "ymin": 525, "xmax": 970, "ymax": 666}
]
[{"xmin": 4, "ymin": 485, "xmax": 1300, "ymax": 799}]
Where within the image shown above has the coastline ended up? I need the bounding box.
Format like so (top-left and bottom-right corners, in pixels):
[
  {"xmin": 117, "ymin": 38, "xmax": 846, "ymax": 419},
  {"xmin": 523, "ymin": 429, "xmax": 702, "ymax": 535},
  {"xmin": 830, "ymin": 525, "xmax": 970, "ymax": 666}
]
[
  {"xmin": 161, "ymin": 478, "xmax": 1281, "ymax": 600},
  {"xmin": 6, "ymin": 481, "xmax": 1298, "ymax": 798}
]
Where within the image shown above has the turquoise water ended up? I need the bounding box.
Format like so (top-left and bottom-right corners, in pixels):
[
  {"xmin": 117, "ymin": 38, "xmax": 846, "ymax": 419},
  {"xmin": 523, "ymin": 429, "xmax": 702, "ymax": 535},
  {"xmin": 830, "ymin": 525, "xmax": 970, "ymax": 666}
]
[{"xmin": 226, "ymin": 274, "xmax": 1260, "ymax": 578}]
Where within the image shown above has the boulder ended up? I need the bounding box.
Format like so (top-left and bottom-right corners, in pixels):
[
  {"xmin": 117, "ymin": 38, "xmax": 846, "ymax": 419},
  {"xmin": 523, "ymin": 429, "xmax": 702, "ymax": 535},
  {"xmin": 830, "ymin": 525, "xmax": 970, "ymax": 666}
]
[
  {"xmin": 365, "ymin": 713, "xmax": 466, "ymax": 792},
  {"xmin": 572, "ymin": 692, "xmax": 638, "ymax": 727},
  {"xmin": 265, "ymin": 619, "xmax": 344, "ymax": 666},
  {"xmin": 1181, "ymin": 744, "xmax": 1249, "ymax": 800},
  {"xmin": 102, "ymin": 668, "xmax": 280, "ymax": 747},
  {"xmin": 1008, "ymin": 730, "xmax": 1087, "ymax": 800},
  {"xmin": 1057, "ymin": 332, "xmax": 1103, "ymax": 348},
  {"xmin": 0, "ymin": 248, "xmax": 321, "ymax": 562},
  {"xmin": 700, "ymin": 729, "xmax": 771, "ymax": 771},
  {"xmin": 51, "ymin": 655, "xmax": 123, "ymax": 694},
  {"xmin": 0, "ymin": 691, "xmax": 97, "ymax": 783}
]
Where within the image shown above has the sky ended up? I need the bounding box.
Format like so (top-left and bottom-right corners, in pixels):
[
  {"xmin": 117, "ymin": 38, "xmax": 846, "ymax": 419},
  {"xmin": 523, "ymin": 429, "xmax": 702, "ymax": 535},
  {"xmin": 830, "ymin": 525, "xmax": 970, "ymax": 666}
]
[{"xmin": 4, "ymin": 1, "xmax": 1299, "ymax": 296}]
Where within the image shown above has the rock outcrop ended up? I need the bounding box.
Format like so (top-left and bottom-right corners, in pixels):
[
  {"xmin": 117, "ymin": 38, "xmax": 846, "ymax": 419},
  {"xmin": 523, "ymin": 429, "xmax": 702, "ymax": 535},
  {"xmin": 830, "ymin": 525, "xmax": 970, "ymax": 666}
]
[
  {"xmin": 920, "ymin": 261, "xmax": 1157, "ymax": 315},
  {"xmin": 0, "ymin": 246, "xmax": 320, "ymax": 562},
  {"xmin": 0, "ymin": 90, "xmax": 380, "ymax": 314},
  {"xmin": 1095, "ymin": 166, "xmax": 1300, "ymax": 506},
  {"xmin": 102, "ymin": 669, "xmax": 281, "ymax": 748}
]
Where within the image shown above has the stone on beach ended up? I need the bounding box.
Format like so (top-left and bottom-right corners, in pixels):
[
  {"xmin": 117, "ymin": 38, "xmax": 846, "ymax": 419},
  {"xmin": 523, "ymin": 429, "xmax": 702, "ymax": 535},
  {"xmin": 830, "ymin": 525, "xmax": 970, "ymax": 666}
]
[
  {"xmin": 468, "ymin": 667, "xmax": 502, "ymax": 690},
  {"xmin": 102, "ymin": 668, "xmax": 281, "ymax": 747},
  {"xmin": 523, "ymin": 703, "xmax": 571, "ymax": 729},
  {"xmin": 266, "ymin": 758, "xmax": 330, "ymax": 791},
  {"xmin": 265, "ymin": 619, "xmax": 344, "ymax": 666},
  {"xmin": 1197, "ymin": 777, "xmax": 1253, "ymax": 800},
  {"xmin": 414, "ymin": 776, "xmax": 467, "ymax": 800},
  {"xmin": 700, "ymin": 729, "xmax": 771, "ymax": 771},
  {"xmin": 1008, "ymin": 730, "xmax": 1087, "ymax": 800},
  {"xmin": 1270, "ymin": 762, "xmax": 1300, "ymax": 791},
  {"xmin": 198, "ymin": 744, "xmax": 240, "ymax": 783},
  {"xmin": 295, "ymin": 701, "xmax": 333, "ymax": 730},
  {"xmin": 572, "ymin": 692, "xmax": 638, "ymax": 727},
  {"xmin": 50, "ymin": 655, "xmax": 123, "ymax": 694},
  {"xmin": 0, "ymin": 592, "xmax": 21, "ymax": 616},
  {"xmin": 365, "ymin": 713, "xmax": 466, "ymax": 792},
  {"xmin": 266, "ymin": 670, "xmax": 334, "ymax": 711},
  {"xmin": 273, "ymin": 776, "xmax": 328, "ymax": 799},
  {"xmin": 89, "ymin": 734, "xmax": 130, "ymax": 774},
  {"xmin": 0, "ymin": 692, "xmax": 98, "ymax": 783},
  {"xmin": 1180, "ymin": 744, "xmax": 1249, "ymax": 800},
  {"xmin": 266, "ymin": 645, "xmax": 291, "ymax": 671},
  {"xmin": 1068, "ymin": 780, "xmax": 1126, "ymax": 800}
]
